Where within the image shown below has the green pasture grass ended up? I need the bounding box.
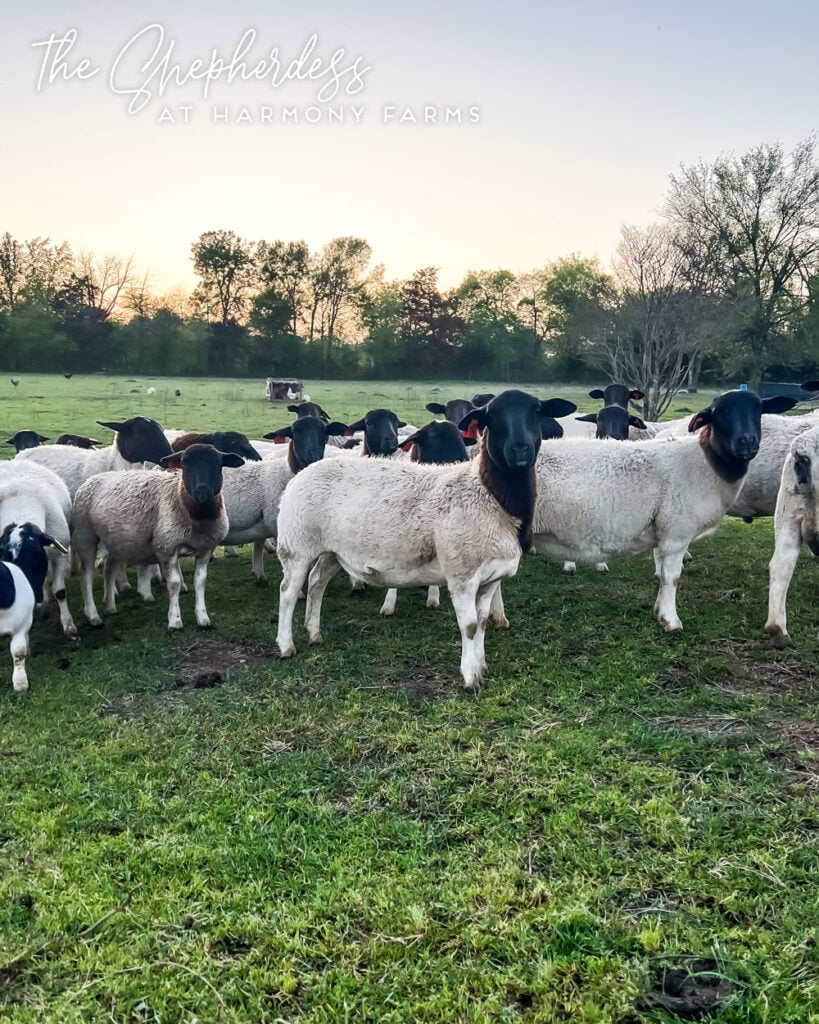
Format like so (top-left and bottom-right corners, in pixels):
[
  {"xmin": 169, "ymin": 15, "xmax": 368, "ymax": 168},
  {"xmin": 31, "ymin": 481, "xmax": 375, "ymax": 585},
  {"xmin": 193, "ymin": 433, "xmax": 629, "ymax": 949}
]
[{"xmin": 0, "ymin": 377, "xmax": 817, "ymax": 1022}]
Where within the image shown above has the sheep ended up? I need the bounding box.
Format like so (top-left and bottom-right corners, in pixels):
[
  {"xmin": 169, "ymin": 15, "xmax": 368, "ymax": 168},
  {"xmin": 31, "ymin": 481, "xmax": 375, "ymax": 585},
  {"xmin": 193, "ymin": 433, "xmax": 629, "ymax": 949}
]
[
  {"xmin": 55, "ymin": 434, "xmax": 101, "ymax": 449},
  {"xmin": 588, "ymin": 383, "xmax": 645, "ymax": 409},
  {"xmin": 346, "ymin": 408, "xmax": 408, "ymax": 456},
  {"xmin": 72, "ymin": 444, "xmax": 244, "ymax": 630},
  {"xmin": 0, "ymin": 461, "xmax": 76, "ymax": 637},
  {"xmin": 764, "ymin": 425, "xmax": 819, "ymax": 648},
  {"xmin": 425, "ymin": 398, "xmax": 475, "ymax": 425},
  {"xmin": 287, "ymin": 401, "xmax": 331, "ymax": 422},
  {"xmin": 16, "ymin": 417, "xmax": 173, "ymax": 498},
  {"xmin": 531, "ymin": 390, "xmax": 796, "ymax": 632},
  {"xmin": 0, "ymin": 523, "xmax": 68, "ymax": 691},
  {"xmin": 276, "ymin": 390, "xmax": 571, "ymax": 692},
  {"xmin": 7, "ymin": 431, "xmax": 49, "ymax": 452},
  {"xmin": 218, "ymin": 417, "xmax": 349, "ymax": 582},
  {"xmin": 170, "ymin": 430, "xmax": 262, "ymax": 462}
]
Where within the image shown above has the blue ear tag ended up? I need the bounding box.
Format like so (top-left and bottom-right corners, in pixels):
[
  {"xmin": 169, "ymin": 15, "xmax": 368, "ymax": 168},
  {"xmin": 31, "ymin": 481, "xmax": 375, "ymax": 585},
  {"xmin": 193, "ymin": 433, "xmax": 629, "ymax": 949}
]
[{"xmin": 739, "ymin": 383, "xmax": 748, "ymax": 391}]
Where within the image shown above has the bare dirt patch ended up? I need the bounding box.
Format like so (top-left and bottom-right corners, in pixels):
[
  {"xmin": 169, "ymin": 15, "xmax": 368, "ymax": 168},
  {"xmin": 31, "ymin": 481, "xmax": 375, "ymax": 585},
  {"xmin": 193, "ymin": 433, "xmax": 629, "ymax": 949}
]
[
  {"xmin": 174, "ymin": 640, "xmax": 273, "ymax": 690},
  {"xmin": 372, "ymin": 658, "xmax": 451, "ymax": 701},
  {"xmin": 707, "ymin": 640, "xmax": 818, "ymax": 697},
  {"xmin": 645, "ymin": 714, "xmax": 752, "ymax": 738},
  {"xmin": 636, "ymin": 957, "xmax": 738, "ymax": 1019}
]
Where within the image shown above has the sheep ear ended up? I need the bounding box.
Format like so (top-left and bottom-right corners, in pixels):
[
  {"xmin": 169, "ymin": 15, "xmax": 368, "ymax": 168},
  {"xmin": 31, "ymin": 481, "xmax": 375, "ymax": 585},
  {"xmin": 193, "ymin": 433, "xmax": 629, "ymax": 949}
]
[
  {"xmin": 286, "ymin": 404, "xmax": 300, "ymax": 414},
  {"xmin": 220, "ymin": 452, "xmax": 245, "ymax": 468},
  {"xmin": 458, "ymin": 408, "xmax": 487, "ymax": 436},
  {"xmin": 463, "ymin": 436, "xmax": 477, "ymax": 446},
  {"xmin": 399, "ymin": 429, "xmax": 424, "ymax": 449},
  {"xmin": 263, "ymin": 426, "xmax": 293, "ymax": 440},
  {"xmin": 575, "ymin": 413, "xmax": 598, "ymax": 423},
  {"xmin": 97, "ymin": 420, "xmax": 125, "ymax": 432},
  {"xmin": 325, "ymin": 421, "xmax": 349, "ymax": 437},
  {"xmin": 629, "ymin": 415, "xmax": 647, "ymax": 430},
  {"xmin": 346, "ymin": 418, "xmax": 365, "ymax": 434},
  {"xmin": 159, "ymin": 454, "xmax": 183, "ymax": 469},
  {"xmin": 588, "ymin": 389, "xmax": 605, "ymax": 400},
  {"xmin": 395, "ymin": 419, "xmax": 407, "ymax": 429},
  {"xmin": 37, "ymin": 433, "xmax": 50, "ymax": 442},
  {"xmin": 762, "ymin": 396, "xmax": 797, "ymax": 414},
  {"xmin": 629, "ymin": 389, "xmax": 645, "ymax": 401},
  {"xmin": 802, "ymin": 380, "xmax": 819, "ymax": 391},
  {"xmin": 541, "ymin": 399, "xmax": 577, "ymax": 419},
  {"xmin": 41, "ymin": 534, "xmax": 69, "ymax": 554},
  {"xmin": 425, "ymin": 403, "xmax": 446, "ymax": 414},
  {"xmin": 688, "ymin": 407, "xmax": 712, "ymax": 432}
]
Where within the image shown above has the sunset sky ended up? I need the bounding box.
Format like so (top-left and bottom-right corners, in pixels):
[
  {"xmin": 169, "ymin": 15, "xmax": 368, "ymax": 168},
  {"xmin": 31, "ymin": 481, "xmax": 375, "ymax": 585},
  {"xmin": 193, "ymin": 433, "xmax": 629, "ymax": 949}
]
[{"xmin": 2, "ymin": 0, "xmax": 818, "ymax": 297}]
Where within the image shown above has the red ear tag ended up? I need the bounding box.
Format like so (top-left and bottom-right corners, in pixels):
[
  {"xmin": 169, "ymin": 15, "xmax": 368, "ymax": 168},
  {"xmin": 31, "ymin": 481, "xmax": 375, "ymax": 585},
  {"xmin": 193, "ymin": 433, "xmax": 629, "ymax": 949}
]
[
  {"xmin": 273, "ymin": 436, "xmax": 288, "ymax": 445},
  {"xmin": 463, "ymin": 420, "xmax": 479, "ymax": 440},
  {"xmin": 345, "ymin": 428, "xmax": 356, "ymax": 437},
  {"xmin": 400, "ymin": 441, "xmax": 412, "ymax": 452}
]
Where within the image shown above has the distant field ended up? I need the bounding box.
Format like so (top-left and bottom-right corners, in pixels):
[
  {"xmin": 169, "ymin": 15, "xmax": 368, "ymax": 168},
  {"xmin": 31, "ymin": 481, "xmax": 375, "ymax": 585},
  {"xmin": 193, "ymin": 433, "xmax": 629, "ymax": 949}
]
[
  {"xmin": 0, "ymin": 375, "xmax": 818, "ymax": 1023},
  {"xmin": 0, "ymin": 374, "xmax": 725, "ymax": 455}
]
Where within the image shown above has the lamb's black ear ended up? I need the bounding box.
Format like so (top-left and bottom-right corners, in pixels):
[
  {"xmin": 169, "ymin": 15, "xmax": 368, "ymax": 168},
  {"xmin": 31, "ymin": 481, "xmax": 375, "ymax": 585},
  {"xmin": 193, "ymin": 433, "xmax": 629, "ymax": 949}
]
[
  {"xmin": 629, "ymin": 389, "xmax": 645, "ymax": 401},
  {"xmin": 458, "ymin": 408, "xmax": 487, "ymax": 433},
  {"xmin": 41, "ymin": 533, "xmax": 68, "ymax": 554},
  {"xmin": 629, "ymin": 415, "xmax": 647, "ymax": 430},
  {"xmin": 575, "ymin": 413, "xmax": 598, "ymax": 423},
  {"xmin": 425, "ymin": 403, "xmax": 446, "ymax": 415},
  {"xmin": 325, "ymin": 421, "xmax": 349, "ymax": 437},
  {"xmin": 219, "ymin": 452, "xmax": 245, "ymax": 468},
  {"xmin": 395, "ymin": 419, "xmax": 407, "ymax": 429},
  {"xmin": 286, "ymin": 404, "xmax": 300, "ymax": 414},
  {"xmin": 802, "ymin": 380, "xmax": 819, "ymax": 392},
  {"xmin": 688, "ymin": 407, "xmax": 712, "ymax": 432},
  {"xmin": 540, "ymin": 398, "xmax": 577, "ymax": 419},
  {"xmin": 37, "ymin": 433, "xmax": 50, "ymax": 442},
  {"xmin": 398, "ymin": 429, "xmax": 425, "ymax": 450},
  {"xmin": 263, "ymin": 426, "xmax": 293, "ymax": 440},
  {"xmin": 159, "ymin": 453, "xmax": 183, "ymax": 469},
  {"xmin": 346, "ymin": 418, "xmax": 366, "ymax": 433},
  {"xmin": 463, "ymin": 436, "xmax": 477, "ymax": 446},
  {"xmin": 97, "ymin": 420, "xmax": 125, "ymax": 431},
  {"xmin": 317, "ymin": 405, "xmax": 331, "ymax": 420},
  {"xmin": 762, "ymin": 396, "xmax": 798, "ymax": 415},
  {"xmin": 588, "ymin": 389, "xmax": 605, "ymax": 400}
]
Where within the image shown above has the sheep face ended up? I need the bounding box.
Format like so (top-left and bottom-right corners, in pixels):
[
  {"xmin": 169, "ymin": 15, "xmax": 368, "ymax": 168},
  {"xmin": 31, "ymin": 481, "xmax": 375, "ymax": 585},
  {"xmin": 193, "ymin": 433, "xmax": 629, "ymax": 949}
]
[
  {"xmin": 689, "ymin": 391, "xmax": 797, "ymax": 464},
  {"xmin": 7, "ymin": 431, "xmax": 49, "ymax": 452},
  {"xmin": 0, "ymin": 522, "xmax": 66, "ymax": 603},
  {"xmin": 399, "ymin": 421, "xmax": 469, "ymax": 464},
  {"xmin": 461, "ymin": 391, "xmax": 576, "ymax": 471},
  {"xmin": 55, "ymin": 434, "xmax": 100, "ymax": 449},
  {"xmin": 589, "ymin": 384, "xmax": 644, "ymax": 408},
  {"xmin": 575, "ymin": 406, "xmax": 647, "ymax": 440},
  {"xmin": 160, "ymin": 444, "xmax": 245, "ymax": 505},
  {"xmin": 287, "ymin": 402, "xmax": 331, "ymax": 423},
  {"xmin": 264, "ymin": 418, "xmax": 348, "ymax": 470},
  {"xmin": 425, "ymin": 398, "xmax": 475, "ymax": 425},
  {"xmin": 97, "ymin": 416, "xmax": 173, "ymax": 465},
  {"xmin": 347, "ymin": 409, "xmax": 407, "ymax": 457}
]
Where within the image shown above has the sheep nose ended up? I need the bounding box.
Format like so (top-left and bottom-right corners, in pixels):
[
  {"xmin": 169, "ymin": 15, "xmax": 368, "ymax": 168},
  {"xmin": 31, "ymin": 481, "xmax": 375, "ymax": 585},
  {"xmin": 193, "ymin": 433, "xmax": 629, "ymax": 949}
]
[
  {"xmin": 508, "ymin": 442, "xmax": 532, "ymax": 466},
  {"xmin": 735, "ymin": 435, "xmax": 758, "ymax": 458},
  {"xmin": 193, "ymin": 484, "xmax": 212, "ymax": 504}
]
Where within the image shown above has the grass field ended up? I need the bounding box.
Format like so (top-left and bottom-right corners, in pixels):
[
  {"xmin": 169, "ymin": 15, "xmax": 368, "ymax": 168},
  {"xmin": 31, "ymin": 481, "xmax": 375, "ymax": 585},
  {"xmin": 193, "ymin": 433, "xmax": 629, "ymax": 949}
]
[{"xmin": 1, "ymin": 376, "xmax": 818, "ymax": 1023}]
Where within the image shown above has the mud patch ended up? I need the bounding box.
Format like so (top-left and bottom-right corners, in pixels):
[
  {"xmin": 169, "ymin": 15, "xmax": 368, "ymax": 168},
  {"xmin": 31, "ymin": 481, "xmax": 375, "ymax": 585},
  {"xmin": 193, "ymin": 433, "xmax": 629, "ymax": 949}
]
[
  {"xmin": 637, "ymin": 957, "xmax": 737, "ymax": 1018},
  {"xmin": 174, "ymin": 640, "xmax": 273, "ymax": 690},
  {"xmin": 372, "ymin": 658, "xmax": 450, "ymax": 701}
]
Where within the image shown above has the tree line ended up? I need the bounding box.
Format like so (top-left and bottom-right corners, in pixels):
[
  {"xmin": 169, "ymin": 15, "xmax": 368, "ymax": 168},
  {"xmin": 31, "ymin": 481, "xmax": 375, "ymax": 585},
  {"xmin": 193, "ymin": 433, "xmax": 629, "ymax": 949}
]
[{"xmin": 2, "ymin": 137, "xmax": 818, "ymax": 418}]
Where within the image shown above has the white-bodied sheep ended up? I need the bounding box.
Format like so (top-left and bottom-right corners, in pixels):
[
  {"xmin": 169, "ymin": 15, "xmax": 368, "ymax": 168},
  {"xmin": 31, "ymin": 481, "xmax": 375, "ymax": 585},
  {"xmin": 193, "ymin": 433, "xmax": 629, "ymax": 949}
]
[
  {"xmin": 0, "ymin": 461, "xmax": 76, "ymax": 636},
  {"xmin": 72, "ymin": 444, "xmax": 243, "ymax": 630},
  {"xmin": 0, "ymin": 523, "xmax": 68, "ymax": 691},
  {"xmin": 17, "ymin": 417, "xmax": 173, "ymax": 498},
  {"xmin": 764, "ymin": 425, "xmax": 819, "ymax": 648},
  {"xmin": 276, "ymin": 391, "xmax": 568, "ymax": 692},
  {"xmin": 531, "ymin": 390, "xmax": 796, "ymax": 631}
]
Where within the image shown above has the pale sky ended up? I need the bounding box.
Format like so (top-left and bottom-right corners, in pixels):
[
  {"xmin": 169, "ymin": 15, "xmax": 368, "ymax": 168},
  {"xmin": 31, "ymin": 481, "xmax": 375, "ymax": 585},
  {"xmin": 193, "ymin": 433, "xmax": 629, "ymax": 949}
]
[{"xmin": 2, "ymin": 0, "xmax": 817, "ymax": 296}]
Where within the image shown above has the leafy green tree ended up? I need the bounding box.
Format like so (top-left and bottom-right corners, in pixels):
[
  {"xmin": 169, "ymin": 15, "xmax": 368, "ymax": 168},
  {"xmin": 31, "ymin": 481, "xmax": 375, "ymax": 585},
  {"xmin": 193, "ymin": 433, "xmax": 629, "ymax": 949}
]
[
  {"xmin": 257, "ymin": 240, "xmax": 310, "ymax": 336},
  {"xmin": 191, "ymin": 230, "xmax": 256, "ymax": 327}
]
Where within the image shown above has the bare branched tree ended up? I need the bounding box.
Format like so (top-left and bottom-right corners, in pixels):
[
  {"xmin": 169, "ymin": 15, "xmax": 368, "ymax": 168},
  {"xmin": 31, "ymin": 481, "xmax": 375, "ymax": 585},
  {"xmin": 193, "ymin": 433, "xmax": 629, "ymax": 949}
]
[{"xmin": 75, "ymin": 250, "xmax": 136, "ymax": 318}]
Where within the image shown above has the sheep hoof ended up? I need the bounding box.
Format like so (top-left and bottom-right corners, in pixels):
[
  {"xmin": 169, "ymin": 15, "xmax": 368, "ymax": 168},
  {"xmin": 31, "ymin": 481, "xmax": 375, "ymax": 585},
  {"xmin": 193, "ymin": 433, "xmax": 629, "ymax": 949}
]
[
  {"xmin": 463, "ymin": 678, "xmax": 482, "ymax": 694},
  {"xmin": 197, "ymin": 622, "xmax": 213, "ymax": 631},
  {"xmin": 596, "ymin": 563, "xmax": 609, "ymax": 574},
  {"xmin": 379, "ymin": 608, "xmax": 393, "ymax": 618},
  {"xmin": 88, "ymin": 617, "xmax": 104, "ymax": 629},
  {"xmin": 308, "ymin": 633, "xmax": 323, "ymax": 645},
  {"xmin": 765, "ymin": 624, "xmax": 794, "ymax": 649},
  {"xmin": 254, "ymin": 576, "xmax": 268, "ymax": 586},
  {"xmin": 426, "ymin": 600, "xmax": 440, "ymax": 610},
  {"xmin": 662, "ymin": 620, "xmax": 683, "ymax": 633},
  {"xmin": 490, "ymin": 614, "xmax": 510, "ymax": 629},
  {"xmin": 64, "ymin": 624, "xmax": 78, "ymax": 639},
  {"xmin": 168, "ymin": 623, "xmax": 184, "ymax": 632},
  {"xmin": 13, "ymin": 680, "xmax": 29, "ymax": 693},
  {"xmin": 278, "ymin": 643, "xmax": 296, "ymax": 658}
]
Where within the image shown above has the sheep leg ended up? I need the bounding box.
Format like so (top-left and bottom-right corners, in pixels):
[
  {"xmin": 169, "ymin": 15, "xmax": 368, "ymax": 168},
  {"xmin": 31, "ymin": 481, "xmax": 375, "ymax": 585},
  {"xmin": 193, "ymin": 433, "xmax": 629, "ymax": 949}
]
[
  {"xmin": 449, "ymin": 575, "xmax": 484, "ymax": 693},
  {"xmin": 765, "ymin": 518, "xmax": 801, "ymax": 648},
  {"xmin": 193, "ymin": 553, "xmax": 213, "ymax": 629},
  {"xmin": 252, "ymin": 541, "xmax": 267, "ymax": 583},
  {"xmin": 426, "ymin": 585, "xmax": 441, "ymax": 609},
  {"xmin": 380, "ymin": 588, "xmax": 398, "ymax": 617},
  {"xmin": 473, "ymin": 581, "xmax": 500, "ymax": 678},
  {"xmin": 223, "ymin": 545, "xmax": 239, "ymax": 558},
  {"xmin": 103, "ymin": 559, "xmax": 120, "ymax": 615},
  {"xmin": 10, "ymin": 627, "xmax": 29, "ymax": 692},
  {"xmin": 595, "ymin": 562, "xmax": 609, "ymax": 574},
  {"xmin": 79, "ymin": 551, "xmax": 102, "ymax": 627},
  {"xmin": 264, "ymin": 538, "xmax": 276, "ymax": 554},
  {"xmin": 304, "ymin": 553, "xmax": 341, "ymax": 644},
  {"xmin": 488, "ymin": 582, "xmax": 508, "ymax": 628},
  {"xmin": 48, "ymin": 549, "xmax": 77, "ymax": 637},
  {"xmin": 349, "ymin": 574, "xmax": 366, "ymax": 592},
  {"xmin": 114, "ymin": 561, "xmax": 130, "ymax": 593},
  {"xmin": 277, "ymin": 553, "xmax": 314, "ymax": 657},
  {"xmin": 137, "ymin": 565, "xmax": 155, "ymax": 602},
  {"xmin": 163, "ymin": 557, "xmax": 184, "ymax": 630},
  {"xmin": 562, "ymin": 561, "xmax": 577, "ymax": 575},
  {"xmin": 653, "ymin": 543, "xmax": 687, "ymax": 631}
]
